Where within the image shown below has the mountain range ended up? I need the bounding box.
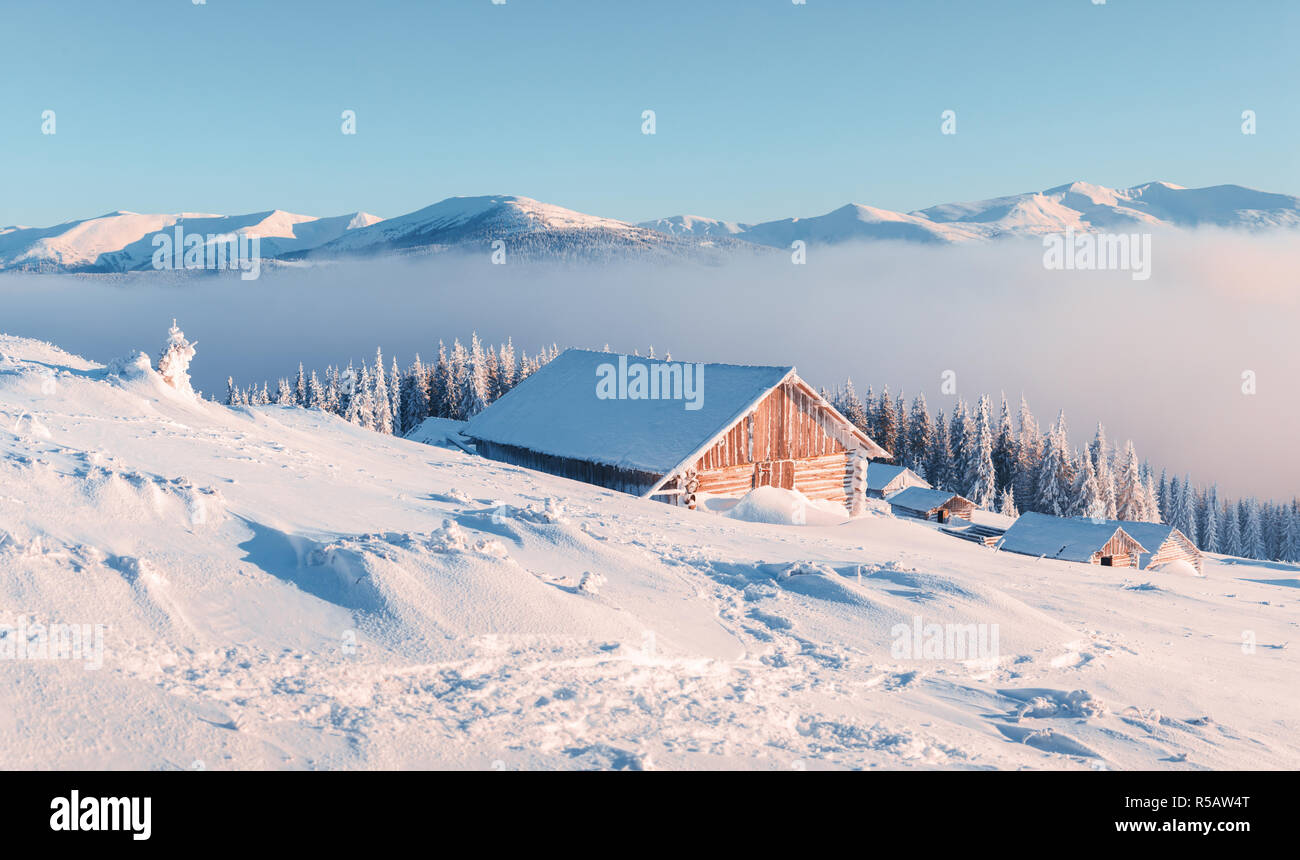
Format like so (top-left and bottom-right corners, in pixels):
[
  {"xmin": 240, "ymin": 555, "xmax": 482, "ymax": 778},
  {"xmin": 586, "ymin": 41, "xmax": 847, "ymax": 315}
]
[{"xmin": 3, "ymin": 181, "xmax": 1297, "ymax": 272}]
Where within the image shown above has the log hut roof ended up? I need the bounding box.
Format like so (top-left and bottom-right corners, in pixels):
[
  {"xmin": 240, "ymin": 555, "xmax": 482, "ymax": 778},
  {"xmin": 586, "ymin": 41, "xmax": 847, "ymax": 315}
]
[
  {"xmin": 865, "ymin": 462, "xmax": 930, "ymax": 493},
  {"xmin": 463, "ymin": 349, "xmax": 888, "ymax": 484},
  {"xmin": 997, "ymin": 512, "xmax": 1149, "ymax": 563},
  {"xmin": 885, "ymin": 486, "xmax": 971, "ymax": 514}
]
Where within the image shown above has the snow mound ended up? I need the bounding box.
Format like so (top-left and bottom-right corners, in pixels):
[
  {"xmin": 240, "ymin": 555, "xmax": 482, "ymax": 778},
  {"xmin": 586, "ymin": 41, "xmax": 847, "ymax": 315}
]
[
  {"xmin": 1151, "ymin": 559, "xmax": 1202, "ymax": 577},
  {"xmin": 404, "ymin": 416, "xmax": 468, "ymax": 448},
  {"xmin": 724, "ymin": 486, "xmax": 849, "ymax": 526}
]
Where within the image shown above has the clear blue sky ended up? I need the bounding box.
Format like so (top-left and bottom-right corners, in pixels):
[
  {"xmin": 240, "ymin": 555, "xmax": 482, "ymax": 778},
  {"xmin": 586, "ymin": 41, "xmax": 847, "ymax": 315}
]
[{"xmin": 3, "ymin": 0, "xmax": 1297, "ymax": 226}]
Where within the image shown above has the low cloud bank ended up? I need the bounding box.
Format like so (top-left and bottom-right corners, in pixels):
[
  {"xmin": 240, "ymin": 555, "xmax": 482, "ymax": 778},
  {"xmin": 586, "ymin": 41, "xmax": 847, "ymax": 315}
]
[{"xmin": 1, "ymin": 228, "xmax": 1295, "ymax": 499}]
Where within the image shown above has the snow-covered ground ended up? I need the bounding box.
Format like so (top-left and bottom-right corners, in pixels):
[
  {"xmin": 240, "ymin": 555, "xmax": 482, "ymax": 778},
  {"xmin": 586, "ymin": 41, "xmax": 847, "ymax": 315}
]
[{"xmin": 1, "ymin": 334, "xmax": 1296, "ymax": 770}]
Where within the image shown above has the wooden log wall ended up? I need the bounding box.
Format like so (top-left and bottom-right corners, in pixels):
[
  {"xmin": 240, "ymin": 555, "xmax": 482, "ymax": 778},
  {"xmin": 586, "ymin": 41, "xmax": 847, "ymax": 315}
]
[
  {"xmin": 692, "ymin": 381, "xmax": 852, "ymax": 472},
  {"xmin": 1145, "ymin": 533, "xmax": 1204, "ymax": 572},
  {"xmin": 476, "ymin": 440, "xmax": 663, "ymax": 498},
  {"xmin": 1094, "ymin": 531, "xmax": 1145, "ymax": 567},
  {"xmin": 691, "ymin": 381, "xmax": 862, "ymax": 509}
]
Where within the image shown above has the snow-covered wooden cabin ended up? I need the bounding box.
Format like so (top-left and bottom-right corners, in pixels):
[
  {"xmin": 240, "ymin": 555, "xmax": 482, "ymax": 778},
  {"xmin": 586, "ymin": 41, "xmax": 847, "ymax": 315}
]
[
  {"xmin": 1084, "ymin": 519, "xmax": 1203, "ymax": 573},
  {"xmin": 461, "ymin": 349, "xmax": 889, "ymax": 510},
  {"xmin": 864, "ymin": 462, "xmax": 930, "ymax": 499},
  {"xmin": 886, "ymin": 487, "xmax": 976, "ymax": 523},
  {"xmin": 996, "ymin": 512, "xmax": 1148, "ymax": 568}
]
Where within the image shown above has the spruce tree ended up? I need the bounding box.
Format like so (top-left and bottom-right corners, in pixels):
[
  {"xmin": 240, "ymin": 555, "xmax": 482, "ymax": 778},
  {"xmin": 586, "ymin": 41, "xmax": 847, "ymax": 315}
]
[
  {"xmin": 949, "ymin": 399, "xmax": 970, "ymax": 489},
  {"xmin": 964, "ymin": 395, "xmax": 997, "ymax": 508},
  {"xmin": 1141, "ymin": 469, "xmax": 1162, "ymax": 524},
  {"xmin": 1220, "ymin": 502, "xmax": 1242, "ymax": 557},
  {"xmin": 1174, "ymin": 475, "xmax": 1198, "ymax": 545},
  {"xmin": 998, "ymin": 485, "xmax": 1018, "ymax": 518},
  {"xmin": 443, "ymin": 339, "xmax": 467, "ymax": 420},
  {"xmin": 840, "ymin": 379, "xmax": 870, "ymax": 432},
  {"xmin": 1071, "ymin": 454, "xmax": 1106, "ymax": 521},
  {"xmin": 1013, "ymin": 396, "xmax": 1043, "ymax": 515},
  {"xmin": 389, "ymin": 355, "xmax": 403, "ymax": 436},
  {"xmin": 1034, "ymin": 413, "xmax": 1072, "ymax": 516},
  {"xmin": 1115, "ymin": 441, "xmax": 1144, "ymax": 521},
  {"xmin": 1282, "ymin": 502, "xmax": 1300, "ymax": 563},
  {"xmin": 928, "ymin": 411, "xmax": 953, "ymax": 492},
  {"xmin": 307, "ymin": 370, "xmax": 323, "ymax": 410},
  {"xmin": 1242, "ymin": 500, "xmax": 1264, "ymax": 559},
  {"xmin": 371, "ymin": 348, "xmax": 393, "ymax": 435},
  {"xmin": 458, "ymin": 333, "xmax": 490, "ymax": 419},
  {"xmin": 992, "ymin": 394, "xmax": 1016, "ymax": 495},
  {"xmin": 876, "ymin": 386, "xmax": 899, "ymax": 459},
  {"xmin": 907, "ymin": 393, "xmax": 933, "ymax": 478},
  {"xmin": 1090, "ymin": 424, "xmax": 1119, "ymax": 519},
  {"xmin": 402, "ymin": 354, "xmax": 430, "ymax": 431},
  {"xmin": 1201, "ymin": 484, "xmax": 1220, "ymax": 552}
]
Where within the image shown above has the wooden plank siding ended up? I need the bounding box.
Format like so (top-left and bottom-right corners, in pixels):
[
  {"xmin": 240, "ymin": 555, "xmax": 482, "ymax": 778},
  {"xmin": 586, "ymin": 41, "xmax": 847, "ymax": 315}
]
[
  {"xmin": 690, "ymin": 380, "xmax": 862, "ymax": 509},
  {"xmin": 475, "ymin": 440, "xmax": 663, "ymax": 497},
  {"xmin": 1146, "ymin": 533, "xmax": 1204, "ymax": 572},
  {"xmin": 1092, "ymin": 530, "xmax": 1146, "ymax": 568}
]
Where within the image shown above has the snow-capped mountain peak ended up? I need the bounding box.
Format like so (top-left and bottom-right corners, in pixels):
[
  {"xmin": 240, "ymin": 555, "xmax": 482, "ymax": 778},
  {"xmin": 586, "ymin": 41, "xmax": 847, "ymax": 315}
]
[
  {"xmin": 645, "ymin": 180, "xmax": 1300, "ymax": 247},
  {"xmin": 3, "ymin": 180, "xmax": 1299, "ymax": 273}
]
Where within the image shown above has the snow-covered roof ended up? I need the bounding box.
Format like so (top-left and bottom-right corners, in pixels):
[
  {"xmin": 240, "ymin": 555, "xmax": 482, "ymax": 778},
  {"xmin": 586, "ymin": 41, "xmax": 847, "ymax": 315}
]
[
  {"xmin": 463, "ymin": 349, "xmax": 796, "ymax": 476},
  {"xmin": 886, "ymin": 486, "xmax": 968, "ymax": 513},
  {"xmin": 997, "ymin": 512, "xmax": 1149, "ymax": 563},
  {"xmin": 866, "ymin": 462, "xmax": 927, "ymax": 492}
]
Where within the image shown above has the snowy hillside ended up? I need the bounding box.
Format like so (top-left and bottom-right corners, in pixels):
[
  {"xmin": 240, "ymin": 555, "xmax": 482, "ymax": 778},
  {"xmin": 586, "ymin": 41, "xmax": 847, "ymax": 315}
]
[
  {"xmin": 1, "ymin": 332, "xmax": 1296, "ymax": 770},
  {"xmin": 644, "ymin": 181, "xmax": 1300, "ymax": 246}
]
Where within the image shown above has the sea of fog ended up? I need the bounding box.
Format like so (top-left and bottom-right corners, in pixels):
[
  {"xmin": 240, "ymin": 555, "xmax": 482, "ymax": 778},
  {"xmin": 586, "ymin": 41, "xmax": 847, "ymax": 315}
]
[{"xmin": 1, "ymin": 231, "xmax": 1296, "ymax": 500}]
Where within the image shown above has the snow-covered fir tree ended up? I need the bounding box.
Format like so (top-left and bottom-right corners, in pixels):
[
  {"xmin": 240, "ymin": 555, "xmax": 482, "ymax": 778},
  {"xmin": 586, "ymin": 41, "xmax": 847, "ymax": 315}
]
[
  {"xmin": 1200, "ymin": 484, "xmax": 1220, "ymax": 552},
  {"xmin": 964, "ymin": 395, "xmax": 997, "ymax": 509},
  {"xmin": 1013, "ymin": 396, "xmax": 1043, "ymax": 516},
  {"xmin": 875, "ymin": 386, "xmax": 899, "ymax": 459},
  {"xmin": 839, "ymin": 379, "xmax": 869, "ymax": 432},
  {"xmin": 992, "ymin": 394, "xmax": 1016, "ymax": 496},
  {"xmin": 1071, "ymin": 454, "xmax": 1107, "ymax": 520},
  {"xmin": 157, "ymin": 319, "xmax": 197, "ymax": 396},
  {"xmin": 906, "ymin": 393, "xmax": 933, "ymax": 478},
  {"xmin": 997, "ymin": 485, "xmax": 1018, "ymax": 518},
  {"xmin": 1241, "ymin": 500, "xmax": 1263, "ymax": 559},
  {"xmin": 1115, "ymin": 441, "xmax": 1145, "ymax": 521},
  {"xmin": 389, "ymin": 355, "xmax": 403, "ymax": 436},
  {"xmin": 457, "ymin": 333, "xmax": 490, "ymax": 420},
  {"xmin": 1173, "ymin": 474, "xmax": 1198, "ymax": 545},
  {"xmin": 1033, "ymin": 412, "xmax": 1073, "ymax": 516},
  {"xmin": 928, "ymin": 410, "xmax": 954, "ymax": 492},
  {"xmin": 371, "ymin": 348, "xmax": 393, "ymax": 435}
]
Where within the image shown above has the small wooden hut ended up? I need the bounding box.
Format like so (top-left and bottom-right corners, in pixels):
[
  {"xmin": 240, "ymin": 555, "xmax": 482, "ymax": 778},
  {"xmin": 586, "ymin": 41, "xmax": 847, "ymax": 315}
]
[
  {"xmin": 462, "ymin": 349, "xmax": 889, "ymax": 511},
  {"xmin": 864, "ymin": 462, "xmax": 931, "ymax": 499},
  {"xmin": 886, "ymin": 487, "xmax": 977, "ymax": 523},
  {"xmin": 997, "ymin": 512, "xmax": 1148, "ymax": 568}
]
